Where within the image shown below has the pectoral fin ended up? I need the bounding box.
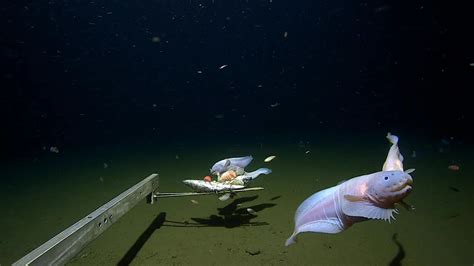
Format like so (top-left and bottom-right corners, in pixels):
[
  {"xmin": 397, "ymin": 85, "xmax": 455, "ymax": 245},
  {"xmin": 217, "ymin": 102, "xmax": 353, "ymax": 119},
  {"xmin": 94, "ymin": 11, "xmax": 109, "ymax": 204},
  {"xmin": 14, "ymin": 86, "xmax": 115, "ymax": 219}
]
[
  {"xmin": 224, "ymin": 160, "xmax": 231, "ymax": 168},
  {"xmin": 342, "ymin": 195, "xmax": 397, "ymax": 221}
]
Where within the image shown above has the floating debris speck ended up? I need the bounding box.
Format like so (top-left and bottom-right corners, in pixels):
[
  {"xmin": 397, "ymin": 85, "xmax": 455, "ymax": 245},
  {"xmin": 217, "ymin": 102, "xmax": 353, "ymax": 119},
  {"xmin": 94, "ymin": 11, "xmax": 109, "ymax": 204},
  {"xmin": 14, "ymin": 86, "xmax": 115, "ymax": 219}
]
[
  {"xmin": 49, "ymin": 146, "xmax": 59, "ymax": 153},
  {"xmin": 219, "ymin": 64, "xmax": 228, "ymax": 69},
  {"xmin": 190, "ymin": 199, "xmax": 199, "ymax": 204},
  {"xmin": 448, "ymin": 165, "xmax": 460, "ymax": 171},
  {"xmin": 151, "ymin": 36, "xmax": 161, "ymax": 43}
]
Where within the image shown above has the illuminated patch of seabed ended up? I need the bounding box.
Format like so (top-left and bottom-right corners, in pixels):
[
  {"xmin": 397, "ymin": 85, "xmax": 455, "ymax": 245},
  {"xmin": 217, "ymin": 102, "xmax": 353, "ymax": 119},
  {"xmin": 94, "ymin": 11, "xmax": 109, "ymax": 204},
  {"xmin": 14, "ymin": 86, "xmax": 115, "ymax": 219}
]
[{"xmin": 1, "ymin": 137, "xmax": 472, "ymax": 265}]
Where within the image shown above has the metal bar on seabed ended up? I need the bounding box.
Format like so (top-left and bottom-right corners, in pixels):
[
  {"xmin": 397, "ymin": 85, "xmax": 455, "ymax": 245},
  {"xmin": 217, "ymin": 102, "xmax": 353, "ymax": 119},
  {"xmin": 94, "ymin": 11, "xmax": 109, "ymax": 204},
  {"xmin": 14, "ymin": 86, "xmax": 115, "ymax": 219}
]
[
  {"xmin": 153, "ymin": 187, "xmax": 264, "ymax": 198},
  {"xmin": 13, "ymin": 173, "xmax": 159, "ymax": 266}
]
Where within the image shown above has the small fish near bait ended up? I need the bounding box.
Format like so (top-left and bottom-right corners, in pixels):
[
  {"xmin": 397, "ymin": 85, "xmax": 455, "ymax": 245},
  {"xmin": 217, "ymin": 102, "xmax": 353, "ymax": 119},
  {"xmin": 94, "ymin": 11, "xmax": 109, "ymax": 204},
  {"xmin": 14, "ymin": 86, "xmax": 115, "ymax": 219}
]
[{"xmin": 264, "ymin": 155, "xmax": 276, "ymax": 162}]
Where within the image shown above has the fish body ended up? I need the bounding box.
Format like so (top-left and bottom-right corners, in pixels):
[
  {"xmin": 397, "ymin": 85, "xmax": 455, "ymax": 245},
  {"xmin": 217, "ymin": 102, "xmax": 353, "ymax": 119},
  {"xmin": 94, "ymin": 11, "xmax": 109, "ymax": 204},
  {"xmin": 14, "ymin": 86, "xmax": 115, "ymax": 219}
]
[
  {"xmin": 210, "ymin": 156, "xmax": 253, "ymax": 175},
  {"xmin": 182, "ymin": 180, "xmax": 244, "ymax": 193},
  {"xmin": 285, "ymin": 170, "xmax": 413, "ymax": 246}
]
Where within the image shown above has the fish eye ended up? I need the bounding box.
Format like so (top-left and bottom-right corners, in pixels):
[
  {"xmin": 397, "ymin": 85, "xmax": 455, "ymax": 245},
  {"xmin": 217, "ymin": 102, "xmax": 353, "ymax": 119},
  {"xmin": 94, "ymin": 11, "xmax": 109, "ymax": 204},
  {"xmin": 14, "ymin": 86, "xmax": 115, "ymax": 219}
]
[{"xmin": 384, "ymin": 176, "xmax": 389, "ymax": 180}]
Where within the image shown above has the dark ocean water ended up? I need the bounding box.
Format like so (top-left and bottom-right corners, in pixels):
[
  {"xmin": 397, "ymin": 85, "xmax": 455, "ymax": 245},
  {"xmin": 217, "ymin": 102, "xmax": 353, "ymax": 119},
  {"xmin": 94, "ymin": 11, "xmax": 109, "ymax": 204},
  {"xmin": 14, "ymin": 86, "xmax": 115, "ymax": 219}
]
[{"xmin": 1, "ymin": 0, "xmax": 472, "ymax": 265}]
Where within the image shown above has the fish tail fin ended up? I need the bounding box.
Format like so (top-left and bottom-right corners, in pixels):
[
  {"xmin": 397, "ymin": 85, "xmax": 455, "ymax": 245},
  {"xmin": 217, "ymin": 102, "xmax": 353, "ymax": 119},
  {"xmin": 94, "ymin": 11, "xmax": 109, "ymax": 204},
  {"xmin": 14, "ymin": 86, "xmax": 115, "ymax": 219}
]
[
  {"xmin": 386, "ymin": 132, "xmax": 399, "ymax": 145},
  {"xmin": 246, "ymin": 168, "xmax": 272, "ymax": 180},
  {"xmin": 285, "ymin": 233, "xmax": 297, "ymax": 246}
]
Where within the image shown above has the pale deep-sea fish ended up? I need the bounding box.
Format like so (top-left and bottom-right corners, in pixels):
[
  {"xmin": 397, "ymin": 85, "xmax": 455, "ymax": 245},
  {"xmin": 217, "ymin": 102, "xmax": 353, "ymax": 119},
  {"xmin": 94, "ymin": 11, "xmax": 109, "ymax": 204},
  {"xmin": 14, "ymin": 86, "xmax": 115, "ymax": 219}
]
[
  {"xmin": 210, "ymin": 156, "xmax": 253, "ymax": 175},
  {"xmin": 285, "ymin": 133, "xmax": 414, "ymax": 246}
]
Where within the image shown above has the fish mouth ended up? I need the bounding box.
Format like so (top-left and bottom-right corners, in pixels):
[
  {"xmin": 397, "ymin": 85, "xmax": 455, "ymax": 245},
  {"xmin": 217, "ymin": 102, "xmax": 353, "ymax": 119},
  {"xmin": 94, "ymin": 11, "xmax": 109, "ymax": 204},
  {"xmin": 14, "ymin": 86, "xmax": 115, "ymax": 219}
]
[
  {"xmin": 390, "ymin": 177, "xmax": 413, "ymax": 192},
  {"xmin": 388, "ymin": 184, "xmax": 413, "ymax": 202}
]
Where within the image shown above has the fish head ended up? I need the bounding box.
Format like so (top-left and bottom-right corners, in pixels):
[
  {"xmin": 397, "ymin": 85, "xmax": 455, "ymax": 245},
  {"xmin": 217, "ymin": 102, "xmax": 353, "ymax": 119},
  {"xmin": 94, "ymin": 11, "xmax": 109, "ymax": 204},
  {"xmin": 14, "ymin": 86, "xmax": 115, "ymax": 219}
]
[
  {"xmin": 210, "ymin": 156, "xmax": 253, "ymax": 174},
  {"xmin": 366, "ymin": 170, "xmax": 413, "ymax": 208},
  {"xmin": 182, "ymin": 179, "xmax": 197, "ymax": 187},
  {"xmin": 210, "ymin": 159, "xmax": 231, "ymax": 175},
  {"xmin": 210, "ymin": 165, "xmax": 221, "ymax": 175}
]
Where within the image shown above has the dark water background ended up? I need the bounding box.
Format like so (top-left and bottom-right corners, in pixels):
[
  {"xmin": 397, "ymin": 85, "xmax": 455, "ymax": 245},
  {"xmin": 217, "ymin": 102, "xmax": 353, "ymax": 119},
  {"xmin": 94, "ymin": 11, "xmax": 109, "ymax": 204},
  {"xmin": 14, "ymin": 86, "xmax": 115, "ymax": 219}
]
[{"xmin": 1, "ymin": 0, "xmax": 472, "ymax": 265}]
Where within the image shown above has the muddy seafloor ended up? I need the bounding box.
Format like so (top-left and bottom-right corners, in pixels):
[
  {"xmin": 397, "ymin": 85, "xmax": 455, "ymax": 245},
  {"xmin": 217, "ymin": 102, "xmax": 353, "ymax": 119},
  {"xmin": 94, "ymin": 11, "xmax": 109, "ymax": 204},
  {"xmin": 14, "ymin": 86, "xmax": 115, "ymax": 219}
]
[{"xmin": 1, "ymin": 134, "xmax": 472, "ymax": 265}]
